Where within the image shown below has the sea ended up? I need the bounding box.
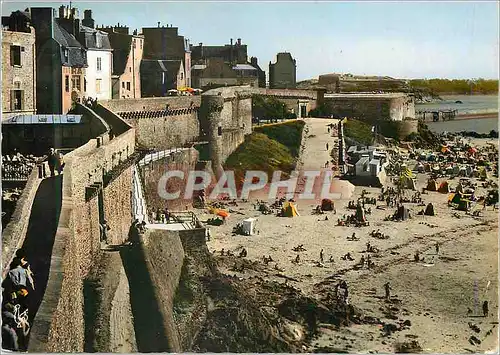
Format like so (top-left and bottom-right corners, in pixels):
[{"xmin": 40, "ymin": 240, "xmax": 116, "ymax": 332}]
[{"xmin": 416, "ymin": 95, "xmax": 499, "ymax": 134}]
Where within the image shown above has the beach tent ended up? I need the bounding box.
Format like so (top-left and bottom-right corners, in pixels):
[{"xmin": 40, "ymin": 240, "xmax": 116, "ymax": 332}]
[
  {"xmin": 281, "ymin": 202, "xmax": 299, "ymax": 217},
  {"xmin": 457, "ymin": 199, "xmax": 471, "ymax": 211},
  {"xmin": 355, "ymin": 203, "xmax": 366, "ymax": 222},
  {"xmin": 424, "ymin": 203, "xmax": 435, "ymax": 216},
  {"xmin": 438, "ymin": 181, "xmax": 450, "ymax": 193},
  {"xmin": 241, "ymin": 218, "xmax": 257, "ymax": 235},
  {"xmin": 451, "ymin": 192, "xmax": 463, "ymax": 205},
  {"xmin": 426, "ymin": 179, "xmax": 438, "ymax": 191},
  {"xmin": 394, "ymin": 205, "xmax": 410, "ymax": 221},
  {"xmin": 321, "ymin": 199, "xmax": 335, "ymax": 211}
]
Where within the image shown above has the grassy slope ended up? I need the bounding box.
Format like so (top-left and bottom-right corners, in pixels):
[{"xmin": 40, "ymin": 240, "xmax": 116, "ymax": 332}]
[
  {"xmin": 224, "ymin": 120, "xmax": 305, "ymax": 185},
  {"xmin": 343, "ymin": 119, "xmax": 373, "ymax": 146}
]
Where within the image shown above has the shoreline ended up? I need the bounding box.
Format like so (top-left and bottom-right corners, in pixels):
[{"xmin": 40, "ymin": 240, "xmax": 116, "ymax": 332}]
[{"xmin": 454, "ymin": 112, "xmax": 498, "ymax": 121}]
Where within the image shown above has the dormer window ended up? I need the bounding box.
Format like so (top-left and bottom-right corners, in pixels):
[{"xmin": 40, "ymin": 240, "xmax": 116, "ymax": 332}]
[
  {"xmin": 95, "ymin": 33, "xmax": 102, "ymax": 48},
  {"xmin": 63, "ymin": 47, "xmax": 69, "ymax": 62}
]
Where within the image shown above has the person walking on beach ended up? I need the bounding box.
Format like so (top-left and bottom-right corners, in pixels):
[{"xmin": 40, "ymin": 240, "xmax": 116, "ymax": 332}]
[
  {"xmin": 435, "ymin": 242, "xmax": 440, "ymax": 255},
  {"xmin": 326, "ymin": 142, "xmax": 329, "ymax": 151},
  {"xmin": 482, "ymin": 300, "xmax": 489, "ymax": 317},
  {"xmin": 320, "ymin": 249, "xmax": 324, "ymax": 263},
  {"xmin": 384, "ymin": 282, "xmax": 391, "ymax": 301}
]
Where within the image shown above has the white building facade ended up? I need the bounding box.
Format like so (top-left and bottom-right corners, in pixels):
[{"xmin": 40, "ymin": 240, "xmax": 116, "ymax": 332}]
[{"xmin": 80, "ymin": 26, "xmax": 113, "ymax": 101}]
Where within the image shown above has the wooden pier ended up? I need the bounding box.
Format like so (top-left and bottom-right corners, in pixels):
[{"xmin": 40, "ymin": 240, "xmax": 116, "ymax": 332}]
[{"xmin": 416, "ymin": 109, "xmax": 458, "ymax": 122}]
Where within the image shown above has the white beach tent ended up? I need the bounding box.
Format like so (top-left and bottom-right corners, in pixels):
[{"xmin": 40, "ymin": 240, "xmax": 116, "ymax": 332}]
[{"xmin": 242, "ymin": 218, "xmax": 257, "ymax": 236}]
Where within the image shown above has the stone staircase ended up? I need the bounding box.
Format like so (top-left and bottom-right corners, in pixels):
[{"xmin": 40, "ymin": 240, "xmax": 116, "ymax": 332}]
[{"xmin": 132, "ymin": 165, "xmax": 148, "ymax": 223}]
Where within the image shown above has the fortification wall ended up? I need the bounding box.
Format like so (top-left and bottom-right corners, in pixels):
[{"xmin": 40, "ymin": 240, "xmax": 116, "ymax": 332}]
[
  {"xmin": 100, "ymin": 96, "xmax": 201, "ymax": 112},
  {"xmin": 142, "ymin": 229, "xmax": 186, "ymax": 352},
  {"xmin": 390, "ymin": 96, "xmax": 416, "ymax": 121},
  {"xmin": 140, "ymin": 148, "xmax": 199, "ymax": 211},
  {"xmin": 323, "ymin": 97, "xmax": 392, "ymax": 122},
  {"xmin": 323, "ymin": 94, "xmax": 415, "ymax": 122},
  {"xmin": 132, "ymin": 113, "xmax": 200, "ymax": 150},
  {"xmin": 1, "ymin": 167, "xmax": 43, "ymax": 277},
  {"xmin": 29, "ymin": 111, "xmax": 136, "ymax": 352}
]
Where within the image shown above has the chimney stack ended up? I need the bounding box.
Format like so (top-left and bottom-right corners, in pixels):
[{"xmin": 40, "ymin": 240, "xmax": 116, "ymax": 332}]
[
  {"xmin": 82, "ymin": 9, "xmax": 94, "ymax": 28},
  {"xmin": 157, "ymin": 21, "xmax": 160, "ymax": 27},
  {"xmin": 237, "ymin": 38, "xmax": 241, "ymax": 46}
]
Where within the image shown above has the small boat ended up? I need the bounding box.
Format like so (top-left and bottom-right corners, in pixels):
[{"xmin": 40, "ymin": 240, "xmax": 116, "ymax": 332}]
[{"xmin": 455, "ymin": 100, "xmax": 463, "ymax": 104}]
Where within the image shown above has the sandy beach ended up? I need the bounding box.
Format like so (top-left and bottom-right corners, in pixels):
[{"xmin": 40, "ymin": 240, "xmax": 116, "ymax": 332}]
[{"xmin": 197, "ymin": 118, "xmax": 499, "ymax": 353}]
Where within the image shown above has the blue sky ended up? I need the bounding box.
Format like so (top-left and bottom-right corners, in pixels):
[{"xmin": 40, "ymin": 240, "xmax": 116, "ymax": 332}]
[{"xmin": 3, "ymin": 1, "xmax": 498, "ymax": 80}]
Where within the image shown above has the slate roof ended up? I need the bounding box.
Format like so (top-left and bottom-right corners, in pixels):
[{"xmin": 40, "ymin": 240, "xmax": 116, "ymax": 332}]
[
  {"xmin": 79, "ymin": 25, "xmax": 112, "ymax": 50},
  {"xmin": 53, "ymin": 20, "xmax": 87, "ymax": 67},
  {"xmin": 142, "ymin": 59, "xmax": 181, "ymax": 75}
]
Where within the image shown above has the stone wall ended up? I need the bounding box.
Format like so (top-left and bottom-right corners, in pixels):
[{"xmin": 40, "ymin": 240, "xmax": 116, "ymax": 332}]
[
  {"xmin": 323, "ymin": 94, "xmax": 415, "ymax": 122},
  {"xmin": 28, "ymin": 110, "xmax": 136, "ymax": 352},
  {"xmin": 131, "ymin": 112, "xmax": 200, "ymax": 150},
  {"xmin": 100, "ymin": 96, "xmax": 201, "ymax": 112},
  {"xmin": 2, "ymin": 29, "xmax": 37, "ymax": 116},
  {"xmin": 1, "ymin": 167, "xmax": 43, "ymax": 277},
  {"xmin": 141, "ymin": 229, "xmax": 186, "ymax": 351},
  {"xmin": 140, "ymin": 148, "xmax": 199, "ymax": 210}
]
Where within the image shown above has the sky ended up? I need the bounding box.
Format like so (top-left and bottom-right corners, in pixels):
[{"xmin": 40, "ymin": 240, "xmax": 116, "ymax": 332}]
[{"xmin": 2, "ymin": 0, "xmax": 499, "ymax": 81}]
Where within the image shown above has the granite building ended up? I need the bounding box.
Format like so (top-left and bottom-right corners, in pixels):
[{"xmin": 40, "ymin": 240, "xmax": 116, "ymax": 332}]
[
  {"xmin": 142, "ymin": 24, "xmax": 191, "ymax": 87},
  {"xmin": 29, "ymin": 6, "xmax": 87, "ymax": 114},
  {"xmin": 269, "ymin": 52, "xmax": 296, "ymax": 89},
  {"xmin": 1, "ymin": 10, "xmax": 37, "ymax": 119}
]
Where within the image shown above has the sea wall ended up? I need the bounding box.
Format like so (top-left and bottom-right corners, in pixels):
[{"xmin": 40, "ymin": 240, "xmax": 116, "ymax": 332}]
[
  {"xmin": 141, "ymin": 229, "xmax": 186, "ymax": 352},
  {"xmin": 28, "ymin": 107, "xmax": 136, "ymax": 352},
  {"xmin": 100, "ymin": 96, "xmax": 201, "ymax": 112},
  {"xmin": 140, "ymin": 148, "xmax": 199, "ymax": 211},
  {"xmin": 323, "ymin": 94, "xmax": 415, "ymax": 122}
]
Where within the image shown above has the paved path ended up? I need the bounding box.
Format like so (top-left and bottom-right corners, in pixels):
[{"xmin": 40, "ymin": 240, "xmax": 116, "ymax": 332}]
[{"xmin": 21, "ymin": 176, "xmax": 62, "ymax": 324}]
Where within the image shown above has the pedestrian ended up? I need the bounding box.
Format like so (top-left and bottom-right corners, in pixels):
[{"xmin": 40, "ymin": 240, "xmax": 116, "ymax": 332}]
[
  {"xmin": 320, "ymin": 249, "xmax": 324, "ymax": 263},
  {"xmin": 384, "ymin": 282, "xmax": 391, "ymax": 300},
  {"xmin": 435, "ymin": 242, "xmax": 440, "ymax": 254},
  {"xmin": 483, "ymin": 300, "xmax": 489, "ymax": 317},
  {"xmin": 46, "ymin": 148, "xmax": 58, "ymax": 177},
  {"xmin": 326, "ymin": 142, "xmax": 329, "ymax": 151},
  {"xmin": 100, "ymin": 220, "xmax": 110, "ymax": 245}
]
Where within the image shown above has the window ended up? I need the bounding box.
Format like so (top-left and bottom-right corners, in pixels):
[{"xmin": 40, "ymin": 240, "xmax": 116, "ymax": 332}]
[
  {"xmin": 10, "ymin": 90, "xmax": 23, "ymax": 110},
  {"xmin": 129, "ymin": 67, "xmax": 131, "ymax": 73},
  {"xmin": 140, "ymin": 39, "xmax": 142, "ymax": 49},
  {"xmin": 65, "ymin": 75, "xmax": 70, "ymax": 92},
  {"xmin": 10, "ymin": 45, "xmax": 22, "ymax": 66},
  {"xmin": 218, "ymin": 126, "xmax": 222, "ymax": 136},
  {"xmin": 96, "ymin": 79, "xmax": 102, "ymax": 93},
  {"xmin": 133, "ymin": 39, "xmax": 136, "ymax": 49},
  {"xmin": 63, "ymin": 48, "xmax": 69, "ymax": 62},
  {"xmin": 122, "ymin": 81, "xmax": 125, "ymax": 88},
  {"xmin": 97, "ymin": 57, "xmax": 102, "ymax": 71},
  {"xmin": 72, "ymin": 75, "xmax": 81, "ymax": 91},
  {"xmin": 180, "ymin": 72, "xmax": 184, "ymax": 80},
  {"xmin": 84, "ymin": 78, "xmax": 87, "ymax": 92},
  {"xmin": 126, "ymin": 82, "xmax": 131, "ymax": 91}
]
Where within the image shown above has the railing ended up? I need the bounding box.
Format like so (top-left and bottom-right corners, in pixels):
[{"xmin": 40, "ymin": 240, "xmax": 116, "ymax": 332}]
[{"xmin": 2, "ymin": 162, "xmax": 37, "ymax": 181}]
